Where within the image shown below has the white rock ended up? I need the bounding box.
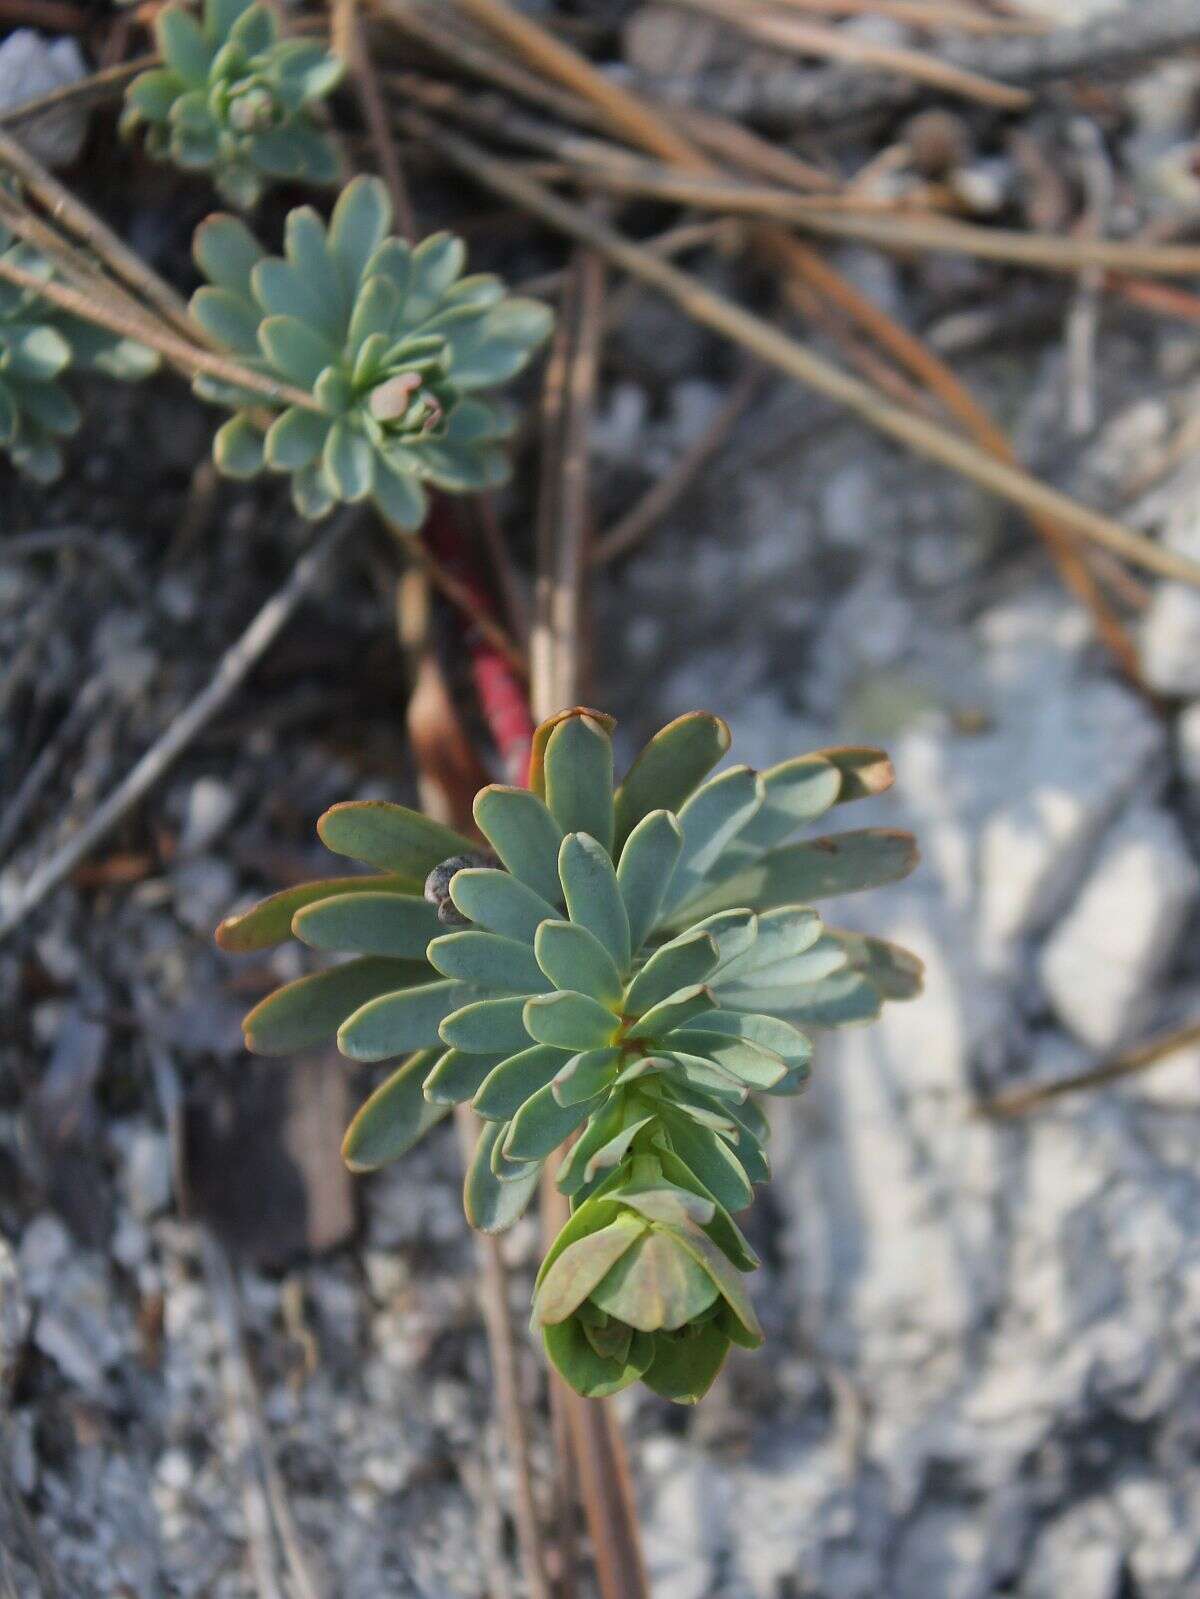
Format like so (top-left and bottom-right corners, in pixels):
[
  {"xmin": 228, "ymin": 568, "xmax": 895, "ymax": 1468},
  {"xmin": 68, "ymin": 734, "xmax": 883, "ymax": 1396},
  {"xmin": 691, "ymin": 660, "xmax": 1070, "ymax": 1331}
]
[
  {"xmin": 892, "ymin": 1508, "xmax": 990, "ymax": 1599},
  {"xmin": 1023, "ymin": 1499, "xmax": 1124, "ymax": 1599},
  {"xmin": 120, "ymin": 1126, "xmax": 173, "ymax": 1221},
  {"xmin": 0, "ymin": 1236, "xmax": 29, "ymax": 1391},
  {"xmin": 179, "ymin": 777, "xmax": 238, "ymax": 855},
  {"xmin": 0, "ymin": 32, "xmax": 88, "ymax": 167},
  {"xmin": 641, "ymin": 1443, "xmax": 724, "ymax": 1599},
  {"xmin": 1178, "ymin": 701, "xmax": 1200, "ymax": 791},
  {"xmin": 1039, "ymin": 806, "xmax": 1198, "ymax": 1050},
  {"xmin": 1141, "ymin": 495, "xmax": 1200, "ymax": 695}
]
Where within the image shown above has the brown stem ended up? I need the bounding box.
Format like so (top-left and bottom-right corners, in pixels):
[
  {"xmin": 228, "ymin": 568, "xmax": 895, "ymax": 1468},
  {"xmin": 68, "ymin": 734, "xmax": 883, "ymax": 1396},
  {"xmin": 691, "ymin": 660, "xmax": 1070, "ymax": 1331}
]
[
  {"xmin": 531, "ymin": 239, "xmax": 651, "ymax": 1599},
  {"xmin": 455, "ymin": 1108, "xmax": 553, "ymax": 1599}
]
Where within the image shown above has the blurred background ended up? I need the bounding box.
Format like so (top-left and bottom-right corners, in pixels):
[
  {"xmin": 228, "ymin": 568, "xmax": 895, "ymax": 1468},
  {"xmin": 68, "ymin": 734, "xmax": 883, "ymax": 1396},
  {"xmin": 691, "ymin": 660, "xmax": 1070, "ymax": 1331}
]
[{"xmin": 3, "ymin": 0, "xmax": 1200, "ymax": 1594}]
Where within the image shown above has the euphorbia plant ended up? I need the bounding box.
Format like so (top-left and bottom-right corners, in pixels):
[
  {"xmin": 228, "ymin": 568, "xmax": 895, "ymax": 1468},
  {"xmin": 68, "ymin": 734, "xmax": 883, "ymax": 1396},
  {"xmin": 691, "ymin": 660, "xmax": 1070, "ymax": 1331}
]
[
  {"xmin": 122, "ymin": 0, "xmax": 344, "ymax": 209},
  {"xmin": 0, "ymin": 221, "xmax": 158, "ymax": 482},
  {"xmin": 219, "ymin": 708, "xmax": 921, "ymax": 1401},
  {"xmin": 188, "ymin": 175, "xmax": 553, "ymax": 525}
]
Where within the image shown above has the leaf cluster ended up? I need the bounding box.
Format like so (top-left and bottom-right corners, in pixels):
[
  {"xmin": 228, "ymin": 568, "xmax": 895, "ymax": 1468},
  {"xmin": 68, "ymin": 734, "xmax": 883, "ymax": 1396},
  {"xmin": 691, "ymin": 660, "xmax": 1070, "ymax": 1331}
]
[
  {"xmin": 0, "ymin": 222, "xmax": 158, "ymax": 482},
  {"xmin": 123, "ymin": 0, "xmax": 343, "ymax": 209},
  {"xmin": 190, "ymin": 176, "xmax": 553, "ymax": 525},
  {"xmin": 218, "ymin": 709, "xmax": 922, "ymax": 1399}
]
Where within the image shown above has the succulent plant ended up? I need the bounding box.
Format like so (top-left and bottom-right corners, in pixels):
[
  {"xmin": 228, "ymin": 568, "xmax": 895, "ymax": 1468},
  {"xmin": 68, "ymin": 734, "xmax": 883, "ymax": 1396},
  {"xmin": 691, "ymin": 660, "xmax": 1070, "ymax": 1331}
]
[
  {"xmin": 217, "ymin": 709, "xmax": 922, "ymax": 1401},
  {"xmin": 189, "ymin": 176, "xmax": 553, "ymax": 527},
  {"xmin": 122, "ymin": 0, "xmax": 343, "ymax": 209},
  {"xmin": 0, "ymin": 223, "xmax": 158, "ymax": 482}
]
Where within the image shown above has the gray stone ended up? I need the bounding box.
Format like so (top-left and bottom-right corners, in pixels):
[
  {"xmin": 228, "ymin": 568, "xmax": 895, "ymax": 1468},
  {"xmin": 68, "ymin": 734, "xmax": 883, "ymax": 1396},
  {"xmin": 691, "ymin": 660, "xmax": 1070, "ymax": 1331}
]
[
  {"xmin": 0, "ymin": 1235, "xmax": 29, "ymax": 1392},
  {"xmin": 1141, "ymin": 494, "xmax": 1200, "ymax": 695},
  {"xmin": 0, "ymin": 31, "xmax": 88, "ymax": 167},
  {"xmin": 118, "ymin": 1125, "xmax": 173, "ymax": 1221},
  {"xmin": 178, "ymin": 777, "xmax": 238, "ymax": 856},
  {"xmin": 1178, "ymin": 701, "xmax": 1200, "ymax": 792},
  {"xmin": 1039, "ymin": 806, "xmax": 1198, "ymax": 1050},
  {"xmin": 1022, "ymin": 1499, "xmax": 1124, "ymax": 1599}
]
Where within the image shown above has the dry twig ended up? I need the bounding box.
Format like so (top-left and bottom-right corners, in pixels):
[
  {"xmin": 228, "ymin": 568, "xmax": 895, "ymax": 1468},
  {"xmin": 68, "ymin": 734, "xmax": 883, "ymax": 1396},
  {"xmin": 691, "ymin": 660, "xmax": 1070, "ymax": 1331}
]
[
  {"xmin": 412, "ymin": 116, "xmax": 1200, "ymax": 593},
  {"xmin": 0, "ymin": 511, "xmax": 358, "ymax": 943},
  {"xmin": 671, "ymin": 0, "xmax": 1031, "ymax": 110},
  {"xmin": 976, "ymin": 1020, "xmax": 1200, "ymax": 1119},
  {"xmin": 592, "ymin": 363, "xmax": 763, "ymax": 567}
]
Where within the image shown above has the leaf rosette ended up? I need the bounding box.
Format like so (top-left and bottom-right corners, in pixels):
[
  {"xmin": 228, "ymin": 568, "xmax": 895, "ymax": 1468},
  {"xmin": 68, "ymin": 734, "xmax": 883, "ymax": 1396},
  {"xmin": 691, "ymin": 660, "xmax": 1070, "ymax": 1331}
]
[
  {"xmin": 189, "ymin": 175, "xmax": 553, "ymax": 526},
  {"xmin": 218, "ymin": 708, "xmax": 923, "ymax": 1399},
  {"xmin": 122, "ymin": 0, "xmax": 343, "ymax": 209},
  {"xmin": 0, "ymin": 222, "xmax": 158, "ymax": 483}
]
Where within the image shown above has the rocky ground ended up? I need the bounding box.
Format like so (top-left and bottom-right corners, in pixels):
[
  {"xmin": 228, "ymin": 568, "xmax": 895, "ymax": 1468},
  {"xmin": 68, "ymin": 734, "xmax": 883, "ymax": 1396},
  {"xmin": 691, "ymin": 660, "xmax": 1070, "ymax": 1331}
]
[{"xmin": 4, "ymin": 5, "xmax": 1200, "ymax": 1597}]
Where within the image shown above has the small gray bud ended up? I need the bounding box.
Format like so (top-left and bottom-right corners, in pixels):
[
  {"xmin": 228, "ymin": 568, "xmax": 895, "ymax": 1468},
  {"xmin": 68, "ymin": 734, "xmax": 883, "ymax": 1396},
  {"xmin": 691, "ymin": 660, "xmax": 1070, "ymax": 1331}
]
[{"xmin": 424, "ymin": 851, "xmax": 499, "ymax": 926}]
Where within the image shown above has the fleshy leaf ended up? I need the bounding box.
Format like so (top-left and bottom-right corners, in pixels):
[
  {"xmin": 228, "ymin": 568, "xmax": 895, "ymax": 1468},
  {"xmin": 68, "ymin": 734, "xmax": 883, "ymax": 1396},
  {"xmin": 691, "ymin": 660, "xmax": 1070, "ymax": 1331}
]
[
  {"xmin": 613, "ymin": 712, "xmax": 730, "ymax": 852},
  {"xmin": 243, "ymin": 956, "xmax": 428, "ymax": 1054},
  {"xmin": 318, "ymin": 800, "xmax": 474, "ymax": 875},
  {"xmin": 216, "ymin": 873, "xmax": 421, "ymax": 951},
  {"xmin": 342, "ymin": 1049, "xmax": 448, "ymax": 1170},
  {"xmin": 338, "ymin": 978, "xmax": 471, "ymax": 1060}
]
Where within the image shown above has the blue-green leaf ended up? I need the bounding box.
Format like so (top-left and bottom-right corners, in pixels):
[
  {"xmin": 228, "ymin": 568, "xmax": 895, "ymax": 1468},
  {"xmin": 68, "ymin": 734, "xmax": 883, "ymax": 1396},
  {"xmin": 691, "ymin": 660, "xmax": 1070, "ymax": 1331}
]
[
  {"xmin": 473, "ymin": 786, "xmax": 563, "ymax": 907},
  {"xmin": 317, "ymin": 800, "xmax": 473, "ymax": 875},
  {"xmin": 427, "ymin": 930, "xmax": 549, "ymax": 993},
  {"xmin": 504, "ymin": 1080, "xmax": 598, "ymax": 1163},
  {"xmin": 194, "ymin": 213, "xmax": 266, "ymax": 297},
  {"xmin": 558, "ymin": 833, "xmax": 630, "ymax": 974},
  {"xmin": 292, "ymin": 891, "xmax": 440, "ymax": 958},
  {"xmin": 424, "ymin": 1048, "xmax": 506, "ymax": 1105},
  {"xmin": 342, "ymin": 1049, "xmax": 448, "ymax": 1170},
  {"xmin": 440, "ymin": 996, "xmax": 533, "ymax": 1054},
  {"xmin": 258, "ymin": 314, "xmax": 337, "ymax": 389},
  {"xmin": 473, "ymin": 1044, "xmax": 566, "ymax": 1120},
  {"xmin": 665, "ymin": 766, "xmax": 764, "ymax": 913},
  {"xmin": 156, "ymin": 7, "xmax": 214, "ymax": 84},
  {"xmin": 213, "ymin": 414, "xmax": 264, "ymax": 478},
  {"xmin": 535, "ymin": 921, "xmax": 624, "ymax": 1009},
  {"xmin": 616, "ymin": 808, "xmax": 683, "ymax": 953},
  {"xmin": 542, "ymin": 713, "xmax": 614, "ymax": 855},
  {"xmin": 613, "ymin": 712, "xmax": 731, "ymax": 852},
  {"xmin": 338, "ymin": 978, "xmax": 470, "ymax": 1060},
  {"xmin": 624, "ymin": 929, "xmax": 719, "ymax": 1017},
  {"xmin": 264, "ymin": 406, "xmax": 331, "ymax": 470},
  {"xmin": 551, "ymin": 1047, "xmax": 621, "ymax": 1107},
  {"xmin": 448, "ymin": 868, "xmax": 560, "ymax": 944},
  {"xmin": 523, "ymin": 991, "xmax": 619, "ymax": 1052},
  {"xmin": 465, "ymin": 1120, "xmax": 541, "ymax": 1232},
  {"xmin": 329, "ymin": 177, "xmax": 393, "ymax": 293},
  {"xmin": 243, "ymin": 956, "xmax": 428, "ymax": 1055}
]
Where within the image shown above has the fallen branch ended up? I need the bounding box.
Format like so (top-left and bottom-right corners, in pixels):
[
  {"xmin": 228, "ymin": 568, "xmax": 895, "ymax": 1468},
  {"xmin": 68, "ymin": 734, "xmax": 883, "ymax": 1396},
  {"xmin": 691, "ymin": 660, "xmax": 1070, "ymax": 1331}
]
[
  {"xmin": 633, "ymin": 0, "xmax": 1200, "ymax": 128},
  {"xmin": 975, "ymin": 1019, "xmax": 1200, "ymax": 1118},
  {"xmin": 409, "ymin": 115, "xmax": 1200, "ymax": 592},
  {"xmin": 592, "ymin": 363, "xmax": 763, "ymax": 567},
  {"xmin": 670, "ymin": 0, "xmax": 1031, "ymax": 110},
  {"xmin": 0, "ymin": 511, "xmax": 358, "ymax": 944}
]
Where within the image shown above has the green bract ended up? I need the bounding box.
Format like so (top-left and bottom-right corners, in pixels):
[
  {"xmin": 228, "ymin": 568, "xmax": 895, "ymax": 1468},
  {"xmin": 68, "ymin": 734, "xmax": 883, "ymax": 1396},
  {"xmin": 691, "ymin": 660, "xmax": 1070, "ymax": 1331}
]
[
  {"xmin": 189, "ymin": 176, "xmax": 554, "ymax": 526},
  {"xmin": 218, "ymin": 709, "xmax": 922, "ymax": 1401},
  {"xmin": 0, "ymin": 222, "xmax": 158, "ymax": 483},
  {"xmin": 122, "ymin": 0, "xmax": 343, "ymax": 209}
]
